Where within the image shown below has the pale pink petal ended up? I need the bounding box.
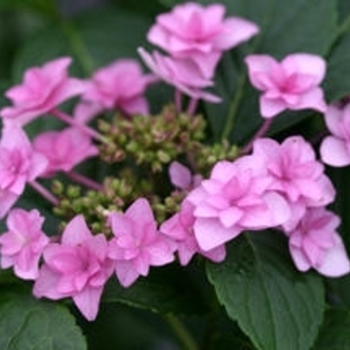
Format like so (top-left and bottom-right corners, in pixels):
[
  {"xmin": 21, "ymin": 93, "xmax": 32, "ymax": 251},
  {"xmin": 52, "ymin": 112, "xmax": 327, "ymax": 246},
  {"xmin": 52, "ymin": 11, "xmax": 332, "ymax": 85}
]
[
  {"xmin": 33, "ymin": 265, "xmax": 64, "ymax": 300},
  {"xmin": 73, "ymin": 286, "xmax": 103, "ymax": 321},
  {"xmin": 169, "ymin": 161, "xmax": 192, "ymax": 189},
  {"xmin": 324, "ymin": 103, "xmax": 348, "ymax": 137},
  {"xmin": 115, "ymin": 260, "xmax": 139, "ymax": 287},
  {"xmin": 260, "ymin": 95, "xmax": 286, "ymax": 118},
  {"xmin": 316, "ymin": 234, "xmax": 350, "ymax": 277},
  {"xmin": 320, "ymin": 136, "xmax": 350, "ymax": 167},
  {"xmin": 291, "ymin": 87, "xmax": 326, "ymax": 112},
  {"xmin": 282, "ymin": 54, "xmax": 326, "ymax": 85},
  {"xmin": 194, "ymin": 217, "xmax": 241, "ymax": 251},
  {"xmin": 126, "ymin": 198, "xmax": 154, "ymax": 224},
  {"xmin": 214, "ymin": 17, "xmax": 259, "ymax": 50},
  {"xmin": 61, "ymin": 215, "xmax": 92, "ymax": 246}
]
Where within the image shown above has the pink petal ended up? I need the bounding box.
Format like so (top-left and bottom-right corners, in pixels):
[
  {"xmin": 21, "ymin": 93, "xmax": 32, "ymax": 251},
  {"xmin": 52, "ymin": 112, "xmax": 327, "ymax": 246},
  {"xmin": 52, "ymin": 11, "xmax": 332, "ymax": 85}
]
[
  {"xmin": 316, "ymin": 234, "xmax": 350, "ymax": 277},
  {"xmin": 73, "ymin": 286, "xmax": 104, "ymax": 321},
  {"xmin": 33, "ymin": 265, "xmax": 64, "ymax": 300},
  {"xmin": 320, "ymin": 136, "xmax": 350, "ymax": 167},
  {"xmin": 260, "ymin": 94, "xmax": 286, "ymax": 118},
  {"xmin": 282, "ymin": 54, "xmax": 326, "ymax": 85},
  {"xmin": 324, "ymin": 103, "xmax": 347, "ymax": 137},
  {"xmin": 169, "ymin": 161, "xmax": 192, "ymax": 189},
  {"xmin": 126, "ymin": 198, "xmax": 155, "ymax": 224},
  {"xmin": 115, "ymin": 261, "xmax": 139, "ymax": 287},
  {"xmin": 194, "ymin": 217, "xmax": 241, "ymax": 251},
  {"xmin": 214, "ymin": 17, "xmax": 259, "ymax": 50},
  {"xmin": 291, "ymin": 87, "xmax": 326, "ymax": 113},
  {"xmin": 62, "ymin": 215, "xmax": 92, "ymax": 246}
]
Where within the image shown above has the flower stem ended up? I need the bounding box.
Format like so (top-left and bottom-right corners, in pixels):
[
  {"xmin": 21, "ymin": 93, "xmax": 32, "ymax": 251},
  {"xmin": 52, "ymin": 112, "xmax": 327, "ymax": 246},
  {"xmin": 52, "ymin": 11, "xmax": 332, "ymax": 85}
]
[
  {"xmin": 66, "ymin": 171, "xmax": 103, "ymax": 191},
  {"xmin": 29, "ymin": 181, "xmax": 59, "ymax": 206},
  {"xmin": 50, "ymin": 109, "xmax": 104, "ymax": 142},
  {"xmin": 163, "ymin": 314, "xmax": 199, "ymax": 350},
  {"xmin": 175, "ymin": 89, "xmax": 182, "ymax": 113},
  {"xmin": 187, "ymin": 98, "xmax": 199, "ymax": 116},
  {"xmin": 242, "ymin": 118, "xmax": 273, "ymax": 154},
  {"xmin": 221, "ymin": 74, "xmax": 246, "ymax": 141}
]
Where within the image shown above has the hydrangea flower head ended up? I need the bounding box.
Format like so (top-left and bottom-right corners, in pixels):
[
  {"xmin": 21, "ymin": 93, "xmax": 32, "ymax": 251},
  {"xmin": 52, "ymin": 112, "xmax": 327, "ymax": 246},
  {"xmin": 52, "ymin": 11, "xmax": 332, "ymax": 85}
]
[
  {"xmin": 287, "ymin": 208, "xmax": 350, "ymax": 277},
  {"xmin": 108, "ymin": 198, "xmax": 175, "ymax": 287},
  {"xmin": 0, "ymin": 209, "xmax": 49, "ymax": 280},
  {"xmin": 1, "ymin": 57, "xmax": 85, "ymax": 126},
  {"xmin": 33, "ymin": 215, "xmax": 114, "ymax": 321},
  {"xmin": 187, "ymin": 157, "xmax": 290, "ymax": 251},
  {"xmin": 320, "ymin": 102, "xmax": 350, "ymax": 167},
  {"xmin": 0, "ymin": 125, "xmax": 48, "ymax": 218},
  {"xmin": 33, "ymin": 127, "xmax": 98, "ymax": 177},
  {"xmin": 148, "ymin": 2, "xmax": 259, "ymax": 78},
  {"xmin": 138, "ymin": 48, "xmax": 221, "ymax": 103},
  {"xmin": 245, "ymin": 53, "xmax": 327, "ymax": 118},
  {"xmin": 81, "ymin": 59, "xmax": 157, "ymax": 117}
]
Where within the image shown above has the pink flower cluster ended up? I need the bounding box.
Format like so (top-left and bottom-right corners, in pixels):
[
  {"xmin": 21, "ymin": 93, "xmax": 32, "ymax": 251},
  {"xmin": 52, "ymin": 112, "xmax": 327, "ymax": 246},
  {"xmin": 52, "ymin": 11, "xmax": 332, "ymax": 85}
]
[
  {"xmin": 161, "ymin": 136, "xmax": 349, "ymax": 277},
  {"xmin": 139, "ymin": 2, "xmax": 259, "ymax": 104},
  {"xmin": 0, "ymin": 199, "xmax": 176, "ymax": 321}
]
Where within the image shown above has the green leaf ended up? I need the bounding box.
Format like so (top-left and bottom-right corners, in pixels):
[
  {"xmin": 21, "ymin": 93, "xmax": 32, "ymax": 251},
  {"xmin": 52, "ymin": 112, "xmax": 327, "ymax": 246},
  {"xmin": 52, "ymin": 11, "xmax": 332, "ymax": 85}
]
[
  {"xmin": 102, "ymin": 264, "xmax": 207, "ymax": 315},
  {"xmin": 207, "ymin": 231, "xmax": 325, "ymax": 350},
  {"xmin": 0, "ymin": 293, "xmax": 86, "ymax": 350},
  {"xmin": 0, "ymin": 0, "xmax": 57, "ymax": 18},
  {"xmin": 312, "ymin": 308, "xmax": 350, "ymax": 350}
]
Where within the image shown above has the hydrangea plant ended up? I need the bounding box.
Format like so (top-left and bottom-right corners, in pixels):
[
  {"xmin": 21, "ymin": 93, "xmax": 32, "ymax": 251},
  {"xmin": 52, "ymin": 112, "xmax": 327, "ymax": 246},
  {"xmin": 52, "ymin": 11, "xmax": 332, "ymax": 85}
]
[{"xmin": 1, "ymin": 1, "xmax": 350, "ymax": 349}]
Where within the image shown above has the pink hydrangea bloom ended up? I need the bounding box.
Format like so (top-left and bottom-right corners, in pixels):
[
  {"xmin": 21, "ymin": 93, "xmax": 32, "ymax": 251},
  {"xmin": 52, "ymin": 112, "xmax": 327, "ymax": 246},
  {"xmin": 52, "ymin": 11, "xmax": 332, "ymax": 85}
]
[
  {"xmin": 138, "ymin": 48, "xmax": 221, "ymax": 103},
  {"xmin": 33, "ymin": 215, "xmax": 113, "ymax": 321},
  {"xmin": 160, "ymin": 200, "xmax": 226, "ymax": 265},
  {"xmin": 320, "ymin": 102, "xmax": 350, "ymax": 167},
  {"xmin": 252, "ymin": 136, "xmax": 335, "ymax": 231},
  {"xmin": 187, "ymin": 157, "xmax": 291, "ymax": 251},
  {"xmin": 108, "ymin": 198, "xmax": 175, "ymax": 287},
  {"xmin": 245, "ymin": 53, "xmax": 327, "ymax": 118},
  {"xmin": 287, "ymin": 208, "xmax": 350, "ymax": 277},
  {"xmin": 33, "ymin": 127, "xmax": 98, "ymax": 177},
  {"xmin": 0, "ymin": 126, "xmax": 48, "ymax": 218},
  {"xmin": 148, "ymin": 2, "xmax": 259, "ymax": 78},
  {"xmin": 1, "ymin": 57, "xmax": 85, "ymax": 126},
  {"xmin": 81, "ymin": 59, "xmax": 157, "ymax": 117},
  {"xmin": 0, "ymin": 208, "xmax": 49, "ymax": 280}
]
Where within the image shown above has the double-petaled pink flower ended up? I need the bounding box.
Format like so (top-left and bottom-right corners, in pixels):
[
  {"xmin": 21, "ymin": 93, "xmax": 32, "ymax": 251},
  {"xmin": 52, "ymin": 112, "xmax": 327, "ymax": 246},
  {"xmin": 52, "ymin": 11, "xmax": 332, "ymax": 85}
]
[
  {"xmin": 0, "ymin": 126, "xmax": 48, "ymax": 218},
  {"xmin": 187, "ymin": 156, "xmax": 290, "ymax": 251},
  {"xmin": 286, "ymin": 208, "xmax": 350, "ymax": 277},
  {"xmin": 252, "ymin": 136, "xmax": 335, "ymax": 231},
  {"xmin": 1, "ymin": 57, "xmax": 85, "ymax": 126},
  {"xmin": 245, "ymin": 53, "xmax": 327, "ymax": 118},
  {"xmin": 148, "ymin": 2, "xmax": 259, "ymax": 78},
  {"xmin": 78, "ymin": 59, "xmax": 157, "ymax": 121},
  {"xmin": 320, "ymin": 102, "xmax": 350, "ymax": 167},
  {"xmin": 108, "ymin": 198, "xmax": 175, "ymax": 287},
  {"xmin": 0, "ymin": 208, "xmax": 49, "ymax": 280},
  {"xmin": 138, "ymin": 48, "xmax": 221, "ymax": 103},
  {"xmin": 33, "ymin": 127, "xmax": 98, "ymax": 177},
  {"xmin": 33, "ymin": 215, "xmax": 114, "ymax": 321}
]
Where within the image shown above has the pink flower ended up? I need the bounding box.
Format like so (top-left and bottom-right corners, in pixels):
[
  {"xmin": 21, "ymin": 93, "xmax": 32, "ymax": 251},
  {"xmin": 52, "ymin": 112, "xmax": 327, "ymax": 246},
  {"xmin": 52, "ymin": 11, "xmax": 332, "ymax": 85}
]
[
  {"xmin": 160, "ymin": 200, "xmax": 226, "ymax": 265},
  {"xmin": 252, "ymin": 136, "xmax": 335, "ymax": 231},
  {"xmin": 253, "ymin": 136, "xmax": 335, "ymax": 205},
  {"xmin": 33, "ymin": 215, "xmax": 113, "ymax": 321},
  {"xmin": 187, "ymin": 157, "xmax": 290, "ymax": 251},
  {"xmin": 148, "ymin": 2, "xmax": 259, "ymax": 78},
  {"xmin": 0, "ymin": 125, "xmax": 48, "ymax": 218},
  {"xmin": 1, "ymin": 57, "xmax": 85, "ymax": 126},
  {"xmin": 108, "ymin": 198, "xmax": 175, "ymax": 287},
  {"xmin": 33, "ymin": 127, "xmax": 98, "ymax": 177},
  {"xmin": 81, "ymin": 59, "xmax": 157, "ymax": 117},
  {"xmin": 245, "ymin": 53, "xmax": 327, "ymax": 118},
  {"xmin": 320, "ymin": 102, "xmax": 350, "ymax": 167},
  {"xmin": 0, "ymin": 209, "xmax": 49, "ymax": 280},
  {"xmin": 138, "ymin": 48, "xmax": 221, "ymax": 103},
  {"xmin": 287, "ymin": 208, "xmax": 350, "ymax": 277}
]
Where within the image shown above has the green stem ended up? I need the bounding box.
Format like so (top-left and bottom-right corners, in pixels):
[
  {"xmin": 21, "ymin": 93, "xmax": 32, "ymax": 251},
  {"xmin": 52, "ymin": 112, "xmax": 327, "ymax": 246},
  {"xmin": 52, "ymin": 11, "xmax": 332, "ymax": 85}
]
[
  {"xmin": 221, "ymin": 74, "xmax": 246, "ymax": 141},
  {"xmin": 163, "ymin": 314, "xmax": 199, "ymax": 350},
  {"xmin": 60, "ymin": 19, "xmax": 95, "ymax": 76}
]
